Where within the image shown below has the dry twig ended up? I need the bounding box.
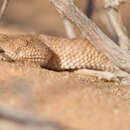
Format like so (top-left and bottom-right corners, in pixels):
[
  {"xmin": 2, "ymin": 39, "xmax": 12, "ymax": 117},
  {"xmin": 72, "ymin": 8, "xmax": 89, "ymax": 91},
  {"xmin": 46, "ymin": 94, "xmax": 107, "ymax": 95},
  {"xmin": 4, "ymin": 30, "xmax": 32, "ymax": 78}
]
[
  {"xmin": 63, "ymin": 18, "xmax": 76, "ymax": 38},
  {"xmin": 104, "ymin": 0, "xmax": 130, "ymax": 50},
  {"xmin": 0, "ymin": 0, "xmax": 9, "ymax": 20},
  {"xmin": 62, "ymin": 0, "xmax": 76, "ymax": 38}
]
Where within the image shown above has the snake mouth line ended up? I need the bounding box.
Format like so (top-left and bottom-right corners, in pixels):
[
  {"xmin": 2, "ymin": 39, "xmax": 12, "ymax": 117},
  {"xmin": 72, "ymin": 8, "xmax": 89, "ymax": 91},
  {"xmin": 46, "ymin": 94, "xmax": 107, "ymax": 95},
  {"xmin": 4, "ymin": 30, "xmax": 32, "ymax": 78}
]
[{"xmin": 20, "ymin": 57, "xmax": 46, "ymax": 62}]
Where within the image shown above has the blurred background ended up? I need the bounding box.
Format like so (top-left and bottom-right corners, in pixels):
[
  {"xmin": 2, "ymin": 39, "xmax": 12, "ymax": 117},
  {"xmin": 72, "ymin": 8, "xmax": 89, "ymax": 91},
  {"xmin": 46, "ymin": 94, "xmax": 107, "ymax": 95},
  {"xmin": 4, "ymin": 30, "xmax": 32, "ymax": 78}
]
[{"xmin": 0, "ymin": 0, "xmax": 130, "ymax": 41}]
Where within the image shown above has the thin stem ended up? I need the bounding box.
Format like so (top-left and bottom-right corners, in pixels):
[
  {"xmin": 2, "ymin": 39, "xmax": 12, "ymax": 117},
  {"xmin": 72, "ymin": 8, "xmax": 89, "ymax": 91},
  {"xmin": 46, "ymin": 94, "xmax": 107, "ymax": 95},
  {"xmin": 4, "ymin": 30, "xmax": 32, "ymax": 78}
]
[
  {"xmin": 0, "ymin": 0, "xmax": 9, "ymax": 20},
  {"xmin": 104, "ymin": 0, "xmax": 130, "ymax": 50}
]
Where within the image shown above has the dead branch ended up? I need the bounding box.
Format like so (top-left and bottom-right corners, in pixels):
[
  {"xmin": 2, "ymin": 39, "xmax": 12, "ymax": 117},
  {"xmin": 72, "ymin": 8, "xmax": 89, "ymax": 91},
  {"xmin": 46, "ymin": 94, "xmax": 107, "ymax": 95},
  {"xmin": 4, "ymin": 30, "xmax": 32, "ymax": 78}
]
[
  {"xmin": 0, "ymin": 0, "xmax": 9, "ymax": 20},
  {"xmin": 98, "ymin": 9, "xmax": 117, "ymax": 38},
  {"xmin": 62, "ymin": 0, "xmax": 76, "ymax": 38},
  {"xmin": 63, "ymin": 18, "xmax": 76, "ymax": 38},
  {"xmin": 93, "ymin": 2, "xmax": 117, "ymax": 41},
  {"xmin": 104, "ymin": 0, "xmax": 130, "ymax": 6},
  {"xmin": 49, "ymin": 0, "xmax": 130, "ymax": 73},
  {"xmin": 104, "ymin": 0, "xmax": 130, "ymax": 50}
]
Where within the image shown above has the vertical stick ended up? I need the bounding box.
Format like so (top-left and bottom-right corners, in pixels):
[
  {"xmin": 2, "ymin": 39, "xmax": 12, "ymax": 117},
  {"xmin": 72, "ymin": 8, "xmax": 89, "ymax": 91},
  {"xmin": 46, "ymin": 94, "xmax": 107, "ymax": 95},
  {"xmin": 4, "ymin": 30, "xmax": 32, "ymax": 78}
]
[
  {"xmin": 0, "ymin": 0, "xmax": 9, "ymax": 20},
  {"xmin": 104, "ymin": 0, "xmax": 130, "ymax": 50}
]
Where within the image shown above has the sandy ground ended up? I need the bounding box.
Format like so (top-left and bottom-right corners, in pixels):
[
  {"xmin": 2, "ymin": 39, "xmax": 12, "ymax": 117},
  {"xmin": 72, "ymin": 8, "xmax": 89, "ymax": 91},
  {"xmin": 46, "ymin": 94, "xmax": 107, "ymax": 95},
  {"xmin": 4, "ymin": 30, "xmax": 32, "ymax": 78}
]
[
  {"xmin": 0, "ymin": 0, "xmax": 130, "ymax": 130},
  {"xmin": 0, "ymin": 63, "xmax": 130, "ymax": 130}
]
